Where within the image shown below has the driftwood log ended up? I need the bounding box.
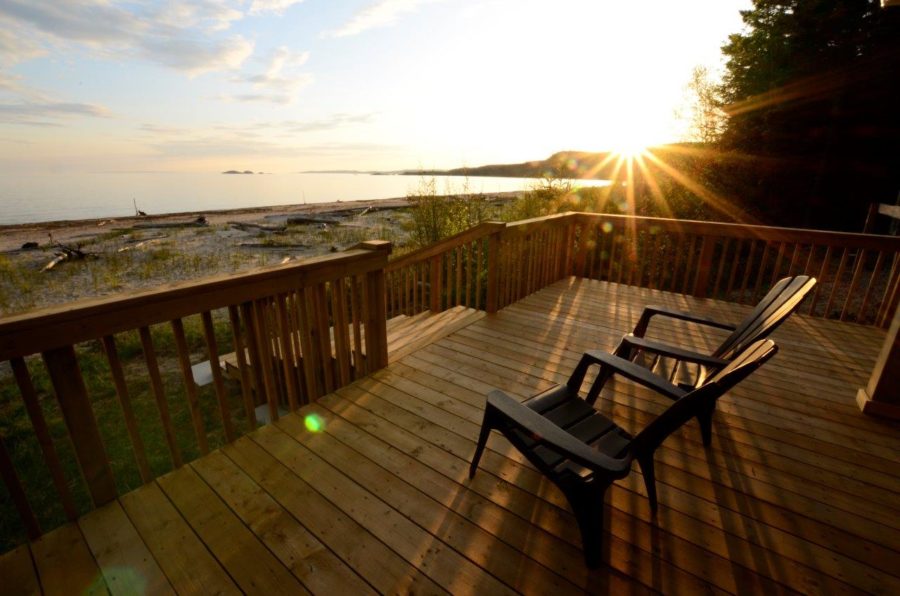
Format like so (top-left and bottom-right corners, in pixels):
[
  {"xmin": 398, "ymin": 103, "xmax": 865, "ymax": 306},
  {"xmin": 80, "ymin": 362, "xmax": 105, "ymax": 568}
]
[
  {"xmin": 229, "ymin": 221, "xmax": 287, "ymax": 233},
  {"xmin": 42, "ymin": 243, "xmax": 91, "ymax": 272},
  {"xmin": 132, "ymin": 216, "xmax": 207, "ymax": 230}
]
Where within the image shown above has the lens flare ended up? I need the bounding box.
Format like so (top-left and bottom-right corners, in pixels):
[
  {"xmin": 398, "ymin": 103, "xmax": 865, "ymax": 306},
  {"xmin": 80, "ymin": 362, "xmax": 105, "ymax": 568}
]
[{"xmin": 304, "ymin": 414, "xmax": 324, "ymax": 433}]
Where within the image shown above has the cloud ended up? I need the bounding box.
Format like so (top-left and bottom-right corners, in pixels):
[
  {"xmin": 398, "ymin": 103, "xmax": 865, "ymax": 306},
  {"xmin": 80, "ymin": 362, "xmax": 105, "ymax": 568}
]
[
  {"xmin": 248, "ymin": 0, "xmax": 306, "ymax": 16},
  {"xmin": 323, "ymin": 0, "xmax": 442, "ymax": 38},
  {"xmin": 0, "ymin": 1, "xmax": 253, "ymax": 76},
  {"xmin": 0, "ymin": 23, "xmax": 46, "ymax": 66},
  {"xmin": 225, "ymin": 46, "xmax": 312, "ymax": 103},
  {"xmin": 0, "ymin": 101, "xmax": 111, "ymax": 124}
]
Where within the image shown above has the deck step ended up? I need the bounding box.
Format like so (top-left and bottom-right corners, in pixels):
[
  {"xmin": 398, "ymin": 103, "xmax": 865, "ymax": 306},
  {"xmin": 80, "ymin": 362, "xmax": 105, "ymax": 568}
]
[{"xmin": 389, "ymin": 307, "xmax": 485, "ymax": 362}]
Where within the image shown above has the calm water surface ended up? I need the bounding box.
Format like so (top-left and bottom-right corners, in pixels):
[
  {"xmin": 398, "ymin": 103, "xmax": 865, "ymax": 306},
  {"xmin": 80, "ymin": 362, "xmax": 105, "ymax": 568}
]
[{"xmin": 0, "ymin": 172, "xmax": 609, "ymax": 225}]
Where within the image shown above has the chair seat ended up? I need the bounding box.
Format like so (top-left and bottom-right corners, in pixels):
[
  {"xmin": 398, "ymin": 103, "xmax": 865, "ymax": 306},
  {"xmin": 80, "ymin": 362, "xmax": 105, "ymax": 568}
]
[{"xmin": 514, "ymin": 385, "xmax": 633, "ymax": 473}]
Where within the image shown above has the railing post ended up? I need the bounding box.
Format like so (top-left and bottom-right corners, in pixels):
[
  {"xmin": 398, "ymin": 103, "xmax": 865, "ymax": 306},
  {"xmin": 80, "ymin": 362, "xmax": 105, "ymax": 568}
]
[
  {"xmin": 693, "ymin": 235, "xmax": 716, "ymax": 298},
  {"xmin": 360, "ymin": 240, "xmax": 392, "ymax": 371},
  {"xmin": 856, "ymin": 305, "xmax": 900, "ymax": 420},
  {"xmin": 562, "ymin": 214, "xmax": 576, "ymax": 277},
  {"xmin": 485, "ymin": 222, "xmax": 505, "ymax": 314},
  {"xmin": 429, "ymin": 254, "xmax": 442, "ymax": 312},
  {"xmin": 42, "ymin": 346, "xmax": 118, "ymax": 507}
]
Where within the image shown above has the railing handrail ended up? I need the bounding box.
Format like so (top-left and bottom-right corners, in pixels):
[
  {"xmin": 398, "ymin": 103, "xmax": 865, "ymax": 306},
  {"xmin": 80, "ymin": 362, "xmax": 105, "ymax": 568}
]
[
  {"xmin": 0, "ymin": 242, "xmax": 391, "ymax": 361},
  {"xmin": 576, "ymin": 212, "xmax": 900, "ymax": 251}
]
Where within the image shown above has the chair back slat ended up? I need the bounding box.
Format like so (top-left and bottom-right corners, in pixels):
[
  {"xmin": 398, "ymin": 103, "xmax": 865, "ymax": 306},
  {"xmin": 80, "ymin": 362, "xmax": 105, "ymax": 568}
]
[
  {"xmin": 634, "ymin": 340, "xmax": 778, "ymax": 453},
  {"xmin": 714, "ymin": 276, "xmax": 816, "ymax": 359}
]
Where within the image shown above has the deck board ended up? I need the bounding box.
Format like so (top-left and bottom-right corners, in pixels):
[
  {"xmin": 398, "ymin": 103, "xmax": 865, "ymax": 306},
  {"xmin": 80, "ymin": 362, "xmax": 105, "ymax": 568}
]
[{"xmin": 6, "ymin": 278, "xmax": 899, "ymax": 594}]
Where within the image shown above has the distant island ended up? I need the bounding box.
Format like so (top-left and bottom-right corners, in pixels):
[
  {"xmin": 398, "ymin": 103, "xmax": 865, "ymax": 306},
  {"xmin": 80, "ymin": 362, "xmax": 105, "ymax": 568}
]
[{"xmin": 222, "ymin": 170, "xmax": 266, "ymax": 175}]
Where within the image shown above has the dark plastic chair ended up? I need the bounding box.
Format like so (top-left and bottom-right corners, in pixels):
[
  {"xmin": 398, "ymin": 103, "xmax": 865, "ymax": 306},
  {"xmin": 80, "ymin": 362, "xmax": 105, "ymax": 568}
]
[
  {"xmin": 469, "ymin": 339, "xmax": 778, "ymax": 568},
  {"xmin": 589, "ymin": 275, "xmax": 816, "ymax": 444}
]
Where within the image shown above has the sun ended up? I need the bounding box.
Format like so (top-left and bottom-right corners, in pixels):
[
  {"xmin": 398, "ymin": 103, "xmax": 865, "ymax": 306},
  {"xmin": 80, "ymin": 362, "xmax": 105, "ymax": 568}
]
[{"xmin": 610, "ymin": 141, "xmax": 649, "ymax": 159}]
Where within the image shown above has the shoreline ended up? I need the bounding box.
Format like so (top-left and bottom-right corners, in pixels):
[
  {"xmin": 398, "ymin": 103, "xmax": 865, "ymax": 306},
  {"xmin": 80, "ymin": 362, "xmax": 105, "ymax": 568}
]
[{"xmin": 0, "ymin": 192, "xmax": 521, "ymax": 252}]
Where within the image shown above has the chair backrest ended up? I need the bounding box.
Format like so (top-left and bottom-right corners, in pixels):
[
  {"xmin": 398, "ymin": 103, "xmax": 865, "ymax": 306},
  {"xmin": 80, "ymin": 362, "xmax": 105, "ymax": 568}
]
[
  {"xmin": 713, "ymin": 276, "xmax": 816, "ymax": 360},
  {"xmin": 633, "ymin": 339, "xmax": 778, "ymax": 453}
]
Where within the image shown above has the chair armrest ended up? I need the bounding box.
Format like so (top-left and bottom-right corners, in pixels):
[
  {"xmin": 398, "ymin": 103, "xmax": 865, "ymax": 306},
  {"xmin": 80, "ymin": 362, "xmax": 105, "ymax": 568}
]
[
  {"xmin": 581, "ymin": 350, "xmax": 687, "ymax": 402},
  {"xmin": 487, "ymin": 390, "xmax": 632, "ymax": 474},
  {"xmin": 633, "ymin": 305, "xmax": 736, "ymax": 337},
  {"xmin": 620, "ymin": 335, "xmax": 730, "ymax": 368}
]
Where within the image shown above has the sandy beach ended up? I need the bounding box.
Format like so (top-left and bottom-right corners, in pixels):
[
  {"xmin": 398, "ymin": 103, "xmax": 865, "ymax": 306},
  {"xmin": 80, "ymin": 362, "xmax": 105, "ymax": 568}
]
[{"xmin": 0, "ymin": 193, "xmax": 518, "ymax": 316}]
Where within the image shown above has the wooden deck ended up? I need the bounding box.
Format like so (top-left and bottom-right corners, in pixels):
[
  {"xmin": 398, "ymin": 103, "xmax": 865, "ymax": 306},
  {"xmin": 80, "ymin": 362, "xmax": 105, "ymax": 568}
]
[{"xmin": 3, "ymin": 277, "xmax": 899, "ymax": 595}]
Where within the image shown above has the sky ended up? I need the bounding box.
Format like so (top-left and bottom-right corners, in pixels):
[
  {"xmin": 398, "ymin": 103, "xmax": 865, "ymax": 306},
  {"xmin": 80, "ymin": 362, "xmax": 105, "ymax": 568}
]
[{"xmin": 0, "ymin": 0, "xmax": 751, "ymax": 173}]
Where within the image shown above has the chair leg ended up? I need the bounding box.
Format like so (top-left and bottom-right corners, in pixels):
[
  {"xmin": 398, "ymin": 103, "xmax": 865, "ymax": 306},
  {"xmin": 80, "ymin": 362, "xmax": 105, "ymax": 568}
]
[
  {"xmin": 469, "ymin": 410, "xmax": 494, "ymax": 479},
  {"xmin": 696, "ymin": 402, "xmax": 716, "ymax": 447},
  {"xmin": 564, "ymin": 480, "xmax": 612, "ymax": 569},
  {"xmin": 637, "ymin": 454, "xmax": 658, "ymax": 512}
]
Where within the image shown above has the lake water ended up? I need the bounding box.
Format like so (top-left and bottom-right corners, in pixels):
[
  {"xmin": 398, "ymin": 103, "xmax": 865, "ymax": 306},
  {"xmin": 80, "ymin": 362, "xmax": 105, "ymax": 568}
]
[{"xmin": 0, "ymin": 172, "xmax": 610, "ymax": 225}]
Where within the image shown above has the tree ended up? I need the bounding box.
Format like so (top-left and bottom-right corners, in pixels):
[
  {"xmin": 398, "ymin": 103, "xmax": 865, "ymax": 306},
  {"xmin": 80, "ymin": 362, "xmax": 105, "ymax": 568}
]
[
  {"xmin": 679, "ymin": 66, "xmax": 727, "ymax": 144},
  {"xmin": 717, "ymin": 0, "xmax": 900, "ymax": 230}
]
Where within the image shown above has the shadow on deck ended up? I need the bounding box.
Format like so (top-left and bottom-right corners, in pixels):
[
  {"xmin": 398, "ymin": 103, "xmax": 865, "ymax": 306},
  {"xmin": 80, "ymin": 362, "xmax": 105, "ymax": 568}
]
[{"xmin": 3, "ymin": 277, "xmax": 899, "ymax": 594}]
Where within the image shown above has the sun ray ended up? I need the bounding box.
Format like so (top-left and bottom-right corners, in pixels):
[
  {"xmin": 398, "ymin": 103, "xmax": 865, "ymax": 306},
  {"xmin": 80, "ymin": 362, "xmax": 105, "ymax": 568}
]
[{"xmin": 641, "ymin": 149, "xmax": 760, "ymax": 226}]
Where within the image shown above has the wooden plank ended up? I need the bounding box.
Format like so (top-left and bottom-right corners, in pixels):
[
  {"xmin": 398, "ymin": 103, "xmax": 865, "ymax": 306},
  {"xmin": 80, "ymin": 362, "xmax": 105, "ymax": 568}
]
[
  {"xmin": 250, "ymin": 424, "xmax": 516, "ymax": 595},
  {"xmin": 119, "ymin": 482, "xmax": 239, "ymax": 594},
  {"xmin": 10, "ymin": 357, "xmax": 77, "ymax": 520},
  {"xmin": 101, "ymin": 335, "xmax": 153, "ymax": 483},
  {"xmin": 170, "ymin": 318, "xmax": 209, "ymax": 455},
  {"xmin": 42, "ymin": 346, "xmax": 117, "ymax": 507},
  {"xmin": 0, "ymin": 544, "xmax": 40, "ymax": 596},
  {"xmin": 79, "ymin": 500, "xmax": 173, "ymax": 595},
  {"xmin": 273, "ymin": 296, "xmax": 301, "ymax": 411},
  {"xmin": 156, "ymin": 465, "xmax": 308, "ymax": 594},
  {"xmin": 276, "ymin": 412, "xmax": 608, "ymax": 594},
  {"xmin": 31, "ymin": 523, "xmax": 107, "ymax": 595},
  {"xmin": 191, "ymin": 451, "xmax": 377, "ymax": 595},
  {"xmin": 139, "ymin": 326, "xmax": 182, "ymax": 467},
  {"xmin": 223, "ymin": 436, "xmax": 446, "ymax": 594}
]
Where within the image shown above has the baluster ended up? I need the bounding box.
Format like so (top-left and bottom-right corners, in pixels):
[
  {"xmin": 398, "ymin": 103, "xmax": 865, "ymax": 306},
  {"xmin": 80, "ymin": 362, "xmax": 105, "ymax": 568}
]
[
  {"xmin": 273, "ymin": 297, "xmax": 300, "ymax": 412},
  {"xmin": 313, "ymin": 284, "xmax": 336, "ymax": 393},
  {"xmin": 841, "ymin": 250, "xmax": 868, "ymax": 321},
  {"xmin": 170, "ymin": 318, "xmax": 209, "ymax": 454},
  {"xmin": 350, "ymin": 275, "xmax": 364, "ymax": 375},
  {"xmin": 739, "ymin": 241, "xmax": 758, "ymax": 304},
  {"xmin": 858, "ymin": 251, "xmax": 886, "ymax": 324},
  {"xmin": 787, "ymin": 243, "xmax": 802, "ymax": 276},
  {"xmin": 824, "ymin": 248, "xmax": 850, "ymax": 317},
  {"xmin": 101, "ymin": 335, "xmax": 152, "ymax": 482},
  {"xmin": 11, "ymin": 358, "xmax": 78, "ymax": 520},
  {"xmin": 712, "ymin": 238, "xmax": 731, "ymax": 299},
  {"xmin": 752, "ymin": 243, "xmax": 771, "ymax": 302},
  {"xmin": 769, "ymin": 242, "xmax": 786, "ymax": 287},
  {"xmin": 475, "ymin": 240, "xmax": 483, "ymax": 310},
  {"xmin": 808, "ymin": 246, "xmax": 832, "ymax": 315},
  {"xmin": 139, "ymin": 327, "xmax": 182, "ymax": 467},
  {"xmin": 332, "ymin": 278, "xmax": 353, "ymax": 386},
  {"xmin": 725, "ymin": 239, "xmax": 742, "ymax": 298},
  {"xmin": 876, "ymin": 255, "xmax": 900, "ymax": 327},
  {"xmin": 227, "ymin": 306, "xmax": 256, "ymax": 430},
  {"xmin": 297, "ymin": 288, "xmax": 322, "ymax": 400}
]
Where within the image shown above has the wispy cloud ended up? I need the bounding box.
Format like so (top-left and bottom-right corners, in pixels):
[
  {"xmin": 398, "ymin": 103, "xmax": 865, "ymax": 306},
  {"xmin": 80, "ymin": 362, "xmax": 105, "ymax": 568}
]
[
  {"xmin": 323, "ymin": 0, "xmax": 442, "ymax": 38},
  {"xmin": 225, "ymin": 46, "xmax": 312, "ymax": 104},
  {"xmin": 0, "ymin": 0, "xmax": 254, "ymax": 76},
  {"xmin": 0, "ymin": 101, "xmax": 111, "ymax": 124},
  {"xmin": 0, "ymin": 71, "xmax": 110, "ymax": 126},
  {"xmin": 248, "ymin": 0, "xmax": 306, "ymax": 16}
]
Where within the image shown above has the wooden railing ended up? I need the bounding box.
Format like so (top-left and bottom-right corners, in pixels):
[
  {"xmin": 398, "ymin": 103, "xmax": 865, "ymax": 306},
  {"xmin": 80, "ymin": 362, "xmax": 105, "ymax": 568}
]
[
  {"xmin": 573, "ymin": 213, "xmax": 900, "ymax": 326},
  {"xmin": 0, "ymin": 241, "xmax": 390, "ymax": 542},
  {"xmin": 384, "ymin": 212, "xmax": 900, "ymax": 327},
  {"xmin": 385, "ymin": 222, "xmax": 503, "ymax": 317}
]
